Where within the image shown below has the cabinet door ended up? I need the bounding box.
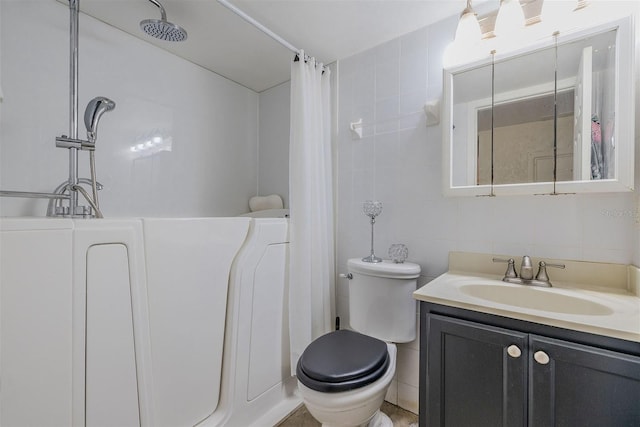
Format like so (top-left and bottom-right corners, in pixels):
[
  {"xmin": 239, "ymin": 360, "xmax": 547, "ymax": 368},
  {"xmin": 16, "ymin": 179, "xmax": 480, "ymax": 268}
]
[
  {"xmin": 530, "ymin": 335, "xmax": 640, "ymax": 427},
  {"xmin": 427, "ymin": 315, "xmax": 528, "ymax": 427}
]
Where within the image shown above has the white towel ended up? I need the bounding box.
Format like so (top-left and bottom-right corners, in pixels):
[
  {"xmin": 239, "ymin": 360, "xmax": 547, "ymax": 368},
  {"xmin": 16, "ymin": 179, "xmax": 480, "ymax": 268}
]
[{"xmin": 249, "ymin": 194, "xmax": 284, "ymax": 212}]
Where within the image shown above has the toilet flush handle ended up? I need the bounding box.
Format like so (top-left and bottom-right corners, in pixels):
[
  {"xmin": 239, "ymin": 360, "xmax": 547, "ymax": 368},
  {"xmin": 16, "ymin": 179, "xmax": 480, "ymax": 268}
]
[{"xmin": 339, "ymin": 273, "xmax": 353, "ymax": 280}]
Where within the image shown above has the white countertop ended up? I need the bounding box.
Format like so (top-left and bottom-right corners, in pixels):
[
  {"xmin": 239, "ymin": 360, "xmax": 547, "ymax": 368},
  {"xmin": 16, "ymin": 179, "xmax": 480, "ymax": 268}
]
[{"xmin": 414, "ymin": 272, "xmax": 640, "ymax": 343}]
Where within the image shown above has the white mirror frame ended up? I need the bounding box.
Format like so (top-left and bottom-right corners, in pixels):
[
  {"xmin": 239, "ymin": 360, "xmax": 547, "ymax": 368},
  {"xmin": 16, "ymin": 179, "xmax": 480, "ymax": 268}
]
[{"xmin": 442, "ymin": 16, "xmax": 635, "ymax": 197}]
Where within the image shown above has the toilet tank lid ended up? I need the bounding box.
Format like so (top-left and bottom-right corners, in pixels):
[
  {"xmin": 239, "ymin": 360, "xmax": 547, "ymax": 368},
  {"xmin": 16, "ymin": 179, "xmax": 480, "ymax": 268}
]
[{"xmin": 347, "ymin": 258, "xmax": 421, "ymax": 278}]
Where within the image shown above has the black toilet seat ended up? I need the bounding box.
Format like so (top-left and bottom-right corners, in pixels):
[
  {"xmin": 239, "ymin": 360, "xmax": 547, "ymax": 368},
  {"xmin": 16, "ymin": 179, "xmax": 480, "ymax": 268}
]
[{"xmin": 296, "ymin": 329, "xmax": 390, "ymax": 393}]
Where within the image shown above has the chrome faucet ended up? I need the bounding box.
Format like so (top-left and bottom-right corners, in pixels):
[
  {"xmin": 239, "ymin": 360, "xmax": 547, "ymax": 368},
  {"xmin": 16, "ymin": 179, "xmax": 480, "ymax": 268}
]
[
  {"xmin": 519, "ymin": 255, "xmax": 534, "ymax": 280},
  {"xmin": 46, "ymin": 178, "xmax": 104, "ymax": 218},
  {"xmin": 493, "ymin": 256, "xmax": 565, "ymax": 287}
]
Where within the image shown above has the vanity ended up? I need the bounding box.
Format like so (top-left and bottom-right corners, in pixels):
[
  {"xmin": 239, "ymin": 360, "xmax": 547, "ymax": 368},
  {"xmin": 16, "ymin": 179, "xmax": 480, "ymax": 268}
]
[
  {"xmin": 413, "ymin": 252, "xmax": 640, "ymax": 427},
  {"xmin": 423, "ymin": 5, "xmax": 640, "ymax": 425}
]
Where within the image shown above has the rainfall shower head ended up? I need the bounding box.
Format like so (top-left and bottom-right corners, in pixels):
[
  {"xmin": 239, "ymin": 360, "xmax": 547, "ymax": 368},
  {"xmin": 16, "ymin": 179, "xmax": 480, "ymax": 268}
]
[
  {"xmin": 140, "ymin": 0, "xmax": 188, "ymax": 42},
  {"xmin": 84, "ymin": 96, "xmax": 116, "ymax": 143}
]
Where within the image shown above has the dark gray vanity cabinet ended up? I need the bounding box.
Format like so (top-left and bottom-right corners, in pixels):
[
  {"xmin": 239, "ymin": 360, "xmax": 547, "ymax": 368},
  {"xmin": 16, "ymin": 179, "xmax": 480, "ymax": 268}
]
[
  {"xmin": 420, "ymin": 303, "xmax": 640, "ymax": 427},
  {"xmin": 529, "ymin": 335, "xmax": 640, "ymax": 426},
  {"xmin": 426, "ymin": 315, "xmax": 528, "ymax": 426}
]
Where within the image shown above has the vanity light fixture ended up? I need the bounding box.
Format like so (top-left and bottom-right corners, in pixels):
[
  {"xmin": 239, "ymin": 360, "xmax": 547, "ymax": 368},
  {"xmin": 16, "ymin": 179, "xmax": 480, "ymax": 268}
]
[
  {"xmin": 494, "ymin": 0, "xmax": 525, "ymax": 37},
  {"xmin": 455, "ymin": 0, "xmax": 482, "ymax": 47},
  {"xmin": 447, "ymin": 0, "xmax": 615, "ymax": 69}
]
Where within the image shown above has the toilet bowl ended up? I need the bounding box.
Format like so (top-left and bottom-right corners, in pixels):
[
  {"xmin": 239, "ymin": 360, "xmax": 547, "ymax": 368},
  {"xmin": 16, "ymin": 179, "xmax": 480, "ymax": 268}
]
[
  {"xmin": 298, "ymin": 338, "xmax": 396, "ymax": 427},
  {"xmin": 296, "ymin": 259, "xmax": 420, "ymax": 427}
]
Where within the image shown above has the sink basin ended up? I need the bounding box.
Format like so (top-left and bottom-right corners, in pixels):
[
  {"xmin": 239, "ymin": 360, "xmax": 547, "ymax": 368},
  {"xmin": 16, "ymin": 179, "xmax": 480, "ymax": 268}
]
[{"xmin": 460, "ymin": 284, "xmax": 614, "ymax": 316}]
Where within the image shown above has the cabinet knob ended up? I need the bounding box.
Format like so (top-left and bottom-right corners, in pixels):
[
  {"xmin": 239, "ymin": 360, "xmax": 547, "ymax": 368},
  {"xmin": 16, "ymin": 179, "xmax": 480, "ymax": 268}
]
[
  {"xmin": 507, "ymin": 344, "xmax": 522, "ymax": 358},
  {"xmin": 534, "ymin": 350, "xmax": 550, "ymax": 365}
]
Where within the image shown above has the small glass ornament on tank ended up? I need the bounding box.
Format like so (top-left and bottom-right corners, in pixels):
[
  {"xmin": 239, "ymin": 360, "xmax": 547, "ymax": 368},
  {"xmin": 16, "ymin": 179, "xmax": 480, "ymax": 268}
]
[{"xmin": 389, "ymin": 244, "xmax": 408, "ymax": 263}]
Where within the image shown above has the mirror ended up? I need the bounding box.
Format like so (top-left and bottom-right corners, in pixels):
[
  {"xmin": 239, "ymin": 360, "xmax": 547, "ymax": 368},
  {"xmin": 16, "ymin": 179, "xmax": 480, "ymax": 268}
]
[
  {"xmin": 450, "ymin": 61, "xmax": 493, "ymax": 194},
  {"xmin": 443, "ymin": 16, "xmax": 634, "ymax": 196},
  {"xmin": 491, "ymin": 44, "xmax": 558, "ymax": 186},
  {"xmin": 557, "ymin": 28, "xmax": 618, "ymax": 183}
]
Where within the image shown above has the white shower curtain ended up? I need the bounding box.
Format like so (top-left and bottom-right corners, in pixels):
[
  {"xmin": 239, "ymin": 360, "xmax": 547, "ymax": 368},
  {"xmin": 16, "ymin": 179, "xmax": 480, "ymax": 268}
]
[{"xmin": 288, "ymin": 52, "xmax": 334, "ymax": 375}]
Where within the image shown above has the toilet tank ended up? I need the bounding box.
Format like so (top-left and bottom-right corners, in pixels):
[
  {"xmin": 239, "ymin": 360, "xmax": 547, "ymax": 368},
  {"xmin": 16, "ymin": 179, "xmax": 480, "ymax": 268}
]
[{"xmin": 347, "ymin": 258, "xmax": 421, "ymax": 343}]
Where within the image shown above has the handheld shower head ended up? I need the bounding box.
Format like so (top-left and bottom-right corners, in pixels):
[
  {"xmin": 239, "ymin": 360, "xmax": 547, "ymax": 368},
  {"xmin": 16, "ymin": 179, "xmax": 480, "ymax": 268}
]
[
  {"xmin": 84, "ymin": 96, "xmax": 116, "ymax": 143},
  {"xmin": 141, "ymin": 0, "xmax": 188, "ymax": 42}
]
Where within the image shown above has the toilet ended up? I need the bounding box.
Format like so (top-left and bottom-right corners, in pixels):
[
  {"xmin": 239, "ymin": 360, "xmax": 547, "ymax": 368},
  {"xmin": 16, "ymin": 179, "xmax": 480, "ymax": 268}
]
[{"xmin": 296, "ymin": 258, "xmax": 421, "ymax": 427}]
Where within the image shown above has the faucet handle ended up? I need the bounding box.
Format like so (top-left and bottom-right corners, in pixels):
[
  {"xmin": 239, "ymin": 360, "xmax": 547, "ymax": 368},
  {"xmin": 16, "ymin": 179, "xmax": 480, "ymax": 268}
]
[
  {"xmin": 535, "ymin": 261, "xmax": 565, "ymax": 283},
  {"xmin": 493, "ymin": 258, "xmax": 517, "ymax": 279}
]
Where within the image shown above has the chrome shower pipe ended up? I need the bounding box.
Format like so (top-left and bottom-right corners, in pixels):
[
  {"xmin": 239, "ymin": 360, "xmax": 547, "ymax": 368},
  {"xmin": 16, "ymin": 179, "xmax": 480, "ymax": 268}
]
[
  {"xmin": 0, "ymin": 190, "xmax": 70, "ymax": 200},
  {"xmin": 147, "ymin": 0, "xmax": 168, "ymax": 21},
  {"xmin": 69, "ymin": 0, "xmax": 80, "ymax": 213}
]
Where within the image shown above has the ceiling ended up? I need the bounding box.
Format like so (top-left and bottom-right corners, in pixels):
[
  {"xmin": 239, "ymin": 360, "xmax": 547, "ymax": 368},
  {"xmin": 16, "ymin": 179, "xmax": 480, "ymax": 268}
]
[{"xmin": 75, "ymin": 0, "xmax": 482, "ymax": 92}]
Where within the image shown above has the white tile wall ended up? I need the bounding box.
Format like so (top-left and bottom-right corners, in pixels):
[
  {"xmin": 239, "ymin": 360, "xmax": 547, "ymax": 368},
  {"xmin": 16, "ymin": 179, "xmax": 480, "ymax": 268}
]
[
  {"xmin": 384, "ymin": 379, "xmax": 398, "ymax": 405},
  {"xmin": 1, "ymin": 1, "xmax": 258, "ymax": 217},
  {"xmin": 258, "ymin": 82, "xmax": 290, "ymax": 207},
  {"xmin": 336, "ymin": 4, "xmax": 640, "ymax": 415},
  {"xmin": 397, "ymin": 381, "xmax": 420, "ymax": 414}
]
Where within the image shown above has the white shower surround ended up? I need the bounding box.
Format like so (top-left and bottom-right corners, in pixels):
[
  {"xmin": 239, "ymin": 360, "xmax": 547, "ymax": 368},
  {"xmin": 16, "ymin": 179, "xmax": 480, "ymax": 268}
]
[
  {"xmin": 0, "ymin": 2, "xmax": 301, "ymax": 425},
  {"xmin": 0, "ymin": 1, "xmax": 258, "ymax": 218}
]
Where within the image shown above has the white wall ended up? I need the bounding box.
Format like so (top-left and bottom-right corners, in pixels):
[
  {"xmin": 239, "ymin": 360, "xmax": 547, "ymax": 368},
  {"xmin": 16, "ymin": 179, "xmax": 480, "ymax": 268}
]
[
  {"xmin": 335, "ymin": 2, "xmax": 640, "ymax": 414},
  {"xmin": 336, "ymin": 24, "xmax": 435, "ymax": 413},
  {"xmin": 258, "ymin": 81, "xmax": 290, "ymax": 207},
  {"xmin": 0, "ymin": 0, "xmax": 258, "ymax": 217}
]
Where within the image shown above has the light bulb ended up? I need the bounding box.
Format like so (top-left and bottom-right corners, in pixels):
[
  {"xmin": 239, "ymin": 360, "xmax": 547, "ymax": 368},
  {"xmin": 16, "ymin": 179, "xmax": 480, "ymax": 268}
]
[
  {"xmin": 494, "ymin": 0, "xmax": 525, "ymax": 37},
  {"xmin": 455, "ymin": 1, "xmax": 482, "ymax": 47}
]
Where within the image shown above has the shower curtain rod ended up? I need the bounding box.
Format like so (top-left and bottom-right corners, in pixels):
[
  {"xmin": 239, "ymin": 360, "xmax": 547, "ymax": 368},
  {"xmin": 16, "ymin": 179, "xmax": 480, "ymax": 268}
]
[{"xmin": 217, "ymin": 0, "xmax": 326, "ymax": 68}]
